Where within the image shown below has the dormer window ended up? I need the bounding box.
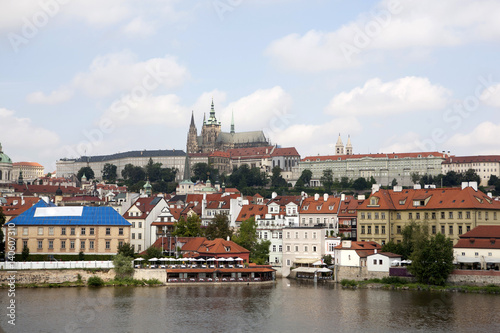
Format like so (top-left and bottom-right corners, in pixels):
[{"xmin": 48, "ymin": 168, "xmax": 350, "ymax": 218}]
[
  {"xmin": 225, "ymin": 246, "xmax": 231, "ymax": 252},
  {"xmin": 317, "ymin": 205, "xmax": 322, "ymax": 211}
]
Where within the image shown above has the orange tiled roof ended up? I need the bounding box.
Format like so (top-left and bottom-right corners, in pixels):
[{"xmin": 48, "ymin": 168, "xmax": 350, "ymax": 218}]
[
  {"xmin": 300, "ymin": 196, "xmax": 341, "ymax": 214},
  {"xmin": 13, "ymin": 162, "xmax": 44, "ymax": 167},
  {"xmin": 334, "ymin": 241, "xmax": 382, "ymax": 250},
  {"xmin": 358, "ymin": 187, "xmax": 500, "ymax": 211},
  {"xmin": 236, "ymin": 204, "xmax": 268, "ymax": 222}
]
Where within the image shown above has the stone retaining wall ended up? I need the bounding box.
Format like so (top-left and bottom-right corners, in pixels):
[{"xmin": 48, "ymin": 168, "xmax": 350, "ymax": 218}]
[
  {"xmin": 334, "ymin": 266, "xmax": 388, "ymax": 282},
  {"xmin": 133, "ymin": 269, "xmax": 166, "ymax": 282},
  {"xmin": 0, "ymin": 269, "xmax": 115, "ymax": 285},
  {"xmin": 448, "ymin": 269, "xmax": 500, "ymax": 286}
]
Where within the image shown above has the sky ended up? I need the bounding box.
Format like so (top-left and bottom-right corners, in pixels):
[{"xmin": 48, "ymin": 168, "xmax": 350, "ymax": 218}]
[{"xmin": 1, "ymin": 0, "xmax": 500, "ymax": 173}]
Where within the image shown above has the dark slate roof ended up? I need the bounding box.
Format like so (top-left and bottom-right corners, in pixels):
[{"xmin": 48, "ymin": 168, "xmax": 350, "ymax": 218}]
[
  {"xmin": 11, "ymin": 200, "xmax": 131, "ymax": 226},
  {"xmin": 60, "ymin": 149, "xmax": 186, "ymax": 163}
]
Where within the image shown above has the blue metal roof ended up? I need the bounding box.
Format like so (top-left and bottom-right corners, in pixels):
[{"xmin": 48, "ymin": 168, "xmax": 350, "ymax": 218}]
[{"xmin": 11, "ymin": 200, "xmax": 131, "ymax": 226}]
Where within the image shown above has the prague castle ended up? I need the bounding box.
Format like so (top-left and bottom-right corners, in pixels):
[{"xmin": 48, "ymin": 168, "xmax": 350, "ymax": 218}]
[{"xmin": 186, "ymin": 99, "xmax": 269, "ymax": 154}]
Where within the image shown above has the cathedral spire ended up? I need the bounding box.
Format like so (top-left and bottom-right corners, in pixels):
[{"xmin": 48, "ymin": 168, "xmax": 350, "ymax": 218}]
[
  {"xmin": 190, "ymin": 110, "xmax": 196, "ymax": 127},
  {"xmin": 206, "ymin": 98, "xmax": 219, "ymax": 125},
  {"xmin": 230, "ymin": 110, "xmax": 235, "ymax": 134}
]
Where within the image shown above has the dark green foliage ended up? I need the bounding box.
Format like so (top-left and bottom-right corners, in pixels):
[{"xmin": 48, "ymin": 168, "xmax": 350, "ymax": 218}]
[
  {"xmin": 322, "ymin": 254, "xmax": 333, "ymax": 266},
  {"xmin": 121, "ymin": 164, "xmax": 146, "ymax": 183},
  {"xmin": 228, "ymin": 164, "xmax": 267, "ymax": 188},
  {"xmin": 172, "ymin": 215, "xmax": 203, "ymax": 237},
  {"xmin": 251, "ymin": 240, "xmax": 271, "ymax": 265},
  {"xmin": 205, "ymin": 213, "xmax": 232, "ymax": 240},
  {"xmin": 102, "ymin": 163, "xmax": 118, "ymax": 182},
  {"xmin": 407, "ymin": 232, "xmax": 454, "ymax": 286},
  {"xmin": 113, "ymin": 253, "xmax": 135, "ymax": 280},
  {"xmin": 21, "ymin": 245, "xmax": 30, "ymax": 261},
  {"xmin": 87, "ymin": 276, "xmax": 104, "ymax": 287},
  {"xmin": 298, "ymin": 169, "xmax": 312, "ymax": 186},
  {"xmin": 191, "ymin": 162, "xmax": 219, "ymax": 183},
  {"xmin": 320, "ymin": 169, "xmax": 334, "ymax": 193},
  {"xmin": 117, "ymin": 242, "xmax": 135, "ymax": 257},
  {"xmin": 144, "ymin": 245, "xmax": 162, "ymax": 260},
  {"xmin": 78, "ymin": 251, "xmax": 85, "ymax": 261},
  {"xmin": 270, "ymin": 166, "xmax": 287, "ymax": 188},
  {"xmin": 352, "ymin": 177, "xmax": 369, "ymax": 191},
  {"xmin": 77, "ymin": 166, "xmax": 95, "ymax": 181}
]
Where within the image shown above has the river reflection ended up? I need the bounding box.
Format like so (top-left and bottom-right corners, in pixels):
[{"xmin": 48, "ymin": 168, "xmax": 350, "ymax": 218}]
[{"xmin": 1, "ymin": 280, "xmax": 499, "ymax": 333}]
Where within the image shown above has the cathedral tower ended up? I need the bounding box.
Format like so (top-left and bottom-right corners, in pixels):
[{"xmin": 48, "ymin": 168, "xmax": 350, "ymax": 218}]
[
  {"xmin": 201, "ymin": 99, "xmax": 222, "ymax": 152},
  {"xmin": 186, "ymin": 111, "xmax": 199, "ymax": 154},
  {"xmin": 335, "ymin": 133, "xmax": 345, "ymax": 155}
]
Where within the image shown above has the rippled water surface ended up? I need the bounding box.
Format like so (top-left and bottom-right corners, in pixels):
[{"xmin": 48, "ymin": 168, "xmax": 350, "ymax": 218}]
[{"xmin": 1, "ymin": 280, "xmax": 499, "ymax": 333}]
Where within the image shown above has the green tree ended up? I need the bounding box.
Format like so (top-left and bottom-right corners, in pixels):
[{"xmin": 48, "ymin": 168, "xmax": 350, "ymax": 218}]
[
  {"xmin": 251, "ymin": 240, "xmax": 271, "ymax": 264},
  {"xmin": 442, "ymin": 171, "xmax": 460, "ymax": 187},
  {"xmin": 145, "ymin": 158, "xmax": 163, "ymax": 182},
  {"xmin": 294, "ymin": 177, "xmax": 305, "ymax": 190},
  {"xmin": 78, "ymin": 251, "xmax": 85, "ymax": 261},
  {"xmin": 488, "ymin": 175, "xmax": 499, "ymax": 186},
  {"xmin": 340, "ymin": 176, "xmax": 351, "ymax": 189},
  {"xmin": 21, "ymin": 245, "xmax": 30, "ymax": 261},
  {"xmin": 298, "ymin": 169, "xmax": 312, "ymax": 186},
  {"xmin": 205, "ymin": 213, "xmax": 232, "ymax": 240},
  {"xmin": 381, "ymin": 241, "xmax": 404, "ymax": 256},
  {"xmin": 352, "ymin": 177, "xmax": 368, "ymax": 191},
  {"xmin": 232, "ymin": 217, "xmax": 258, "ymax": 254},
  {"xmin": 322, "ymin": 254, "xmax": 333, "ymax": 266},
  {"xmin": 462, "ymin": 168, "xmax": 480, "ymax": 184},
  {"xmin": 102, "ymin": 163, "xmax": 117, "ymax": 182},
  {"xmin": 161, "ymin": 167, "xmax": 177, "ymax": 183},
  {"xmin": 117, "ymin": 242, "xmax": 135, "ymax": 257},
  {"xmin": 172, "ymin": 216, "xmax": 188, "ymax": 237},
  {"xmin": 271, "ymin": 166, "xmax": 287, "ymax": 188},
  {"xmin": 191, "ymin": 162, "xmax": 218, "ymax": 183},
  {"xmin": 172, "ymin": 215, "xmax": 203, "ymax": 237},
  {"xmin": 410, "ymin": 172, "xmax": 421, "ymax": 184},
  {"xmin": 77, "ymin": 166, "xmax": 95, "ymax": 181},
  {"xmin": 144, "ymin": 245, "xmax": 163, "ymax": 260},
  {"xmin": 391, "ymin": 178, "xmax": 398, "ymax": 187},
  {"xmin": 407, "ymin": 233, "xmax": 454, "ymax": 286},
  {"xmin": 113, "ymin": 253, "xmax": 135, "ymax": 280},
  {"xmin": 320, "ymin": 169, "xmax": 334, "ymax": 193}
]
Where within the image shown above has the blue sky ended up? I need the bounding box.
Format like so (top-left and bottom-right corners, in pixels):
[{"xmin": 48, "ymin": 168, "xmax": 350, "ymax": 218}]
[{"xmin": 1, "ymin": 0, "xmax": 500, "ymax": 173}]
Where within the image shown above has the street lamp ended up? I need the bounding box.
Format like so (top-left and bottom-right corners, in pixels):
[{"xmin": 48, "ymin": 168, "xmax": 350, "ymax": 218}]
[{"xmin": 166, "ymin": 231, "xmax": 171, "ymax": 257}]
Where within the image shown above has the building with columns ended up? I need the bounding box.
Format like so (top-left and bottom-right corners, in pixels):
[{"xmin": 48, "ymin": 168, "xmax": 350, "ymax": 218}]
[{"xmin": 0, "ymin": 142, "xmax": 13, "ymax": 185}]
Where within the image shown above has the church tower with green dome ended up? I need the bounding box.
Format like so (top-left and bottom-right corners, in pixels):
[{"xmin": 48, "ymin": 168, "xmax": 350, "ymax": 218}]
[{"xmin": 0, "ymin": 142, "xmax": 13, "ymax": 184}]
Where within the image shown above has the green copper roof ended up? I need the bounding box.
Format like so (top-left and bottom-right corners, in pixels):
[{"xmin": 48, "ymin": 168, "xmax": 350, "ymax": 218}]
[{"xmin": 0, "ymin": 142, "xmax": 12, "ymax": 164}]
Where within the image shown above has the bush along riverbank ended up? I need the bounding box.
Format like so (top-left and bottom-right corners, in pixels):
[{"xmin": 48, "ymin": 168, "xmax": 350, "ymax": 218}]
[
  {"xmin": 340, "ymin": 277, "xmax": 500, "ymax": 294},
  {"xmin": 0, "ymin": 275, "xmax": 163, "ymax": 289}
]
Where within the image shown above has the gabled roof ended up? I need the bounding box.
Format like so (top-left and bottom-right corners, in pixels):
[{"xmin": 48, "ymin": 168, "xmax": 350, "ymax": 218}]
[
  {"xmin": 13, "ymin": 162, "xmax": 44, "ymax": 167},
  {"xmin": 123, "ymin": 196, "xmax": 165, "ymax": 219},
  {"xmin": 338, "ymin": 196, "xmax": 365, "ymax": 218},
  {"xmin": 10, "ymin": 200, "xmax": 130, "ymax": 226},
  {"xmin": 358, "ymin": 187, "xmax": 500, "ymax": 211},
  {"xmin": 300, "ymin": 196, "xmax": 341, "ymax": 214},
  {"xmin": 457, "ymin": 225, "xmax": 500, "ymax": 239}
]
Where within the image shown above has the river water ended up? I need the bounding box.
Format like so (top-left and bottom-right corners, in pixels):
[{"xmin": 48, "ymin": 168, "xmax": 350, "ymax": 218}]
[{"xmin": 1, "ymin": 280, "xmax": 499, "ymax": 333}]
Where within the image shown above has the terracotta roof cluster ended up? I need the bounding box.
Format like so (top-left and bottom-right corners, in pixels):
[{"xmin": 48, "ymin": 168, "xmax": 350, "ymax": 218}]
[
  {"xmin": 338, "ymin": 196, "xmax": 365, "ymax": 219},
  {"xmin": 300, "ymin": 196, "xmax": 341, "ymax": 215},
  {"xmin": 454, "ymin": 226, "xmax": 500, "ymax": 249},
  {"xmin": 358, "ymin": 187, "xmax": 500, "ymax": 211},
  {"xmin": 302, "ymin": 151, "xmax": 446, "ymax": 162},
  {"xmin": 236, "ymin": 204, "xmax": 268, "ymax": 222}
]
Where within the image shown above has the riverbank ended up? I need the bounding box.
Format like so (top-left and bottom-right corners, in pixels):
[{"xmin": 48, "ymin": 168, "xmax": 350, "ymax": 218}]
[{"xmin": 340, "ymin": 277, "xmax": 500, "ymax": 294}]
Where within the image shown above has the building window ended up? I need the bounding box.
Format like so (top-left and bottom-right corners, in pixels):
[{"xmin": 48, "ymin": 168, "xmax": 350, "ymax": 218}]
[
  {"xmin": 81, "ymin": 240, "xmax": 85, "ymax": 249},
  {"xmin": 71, "ymin": 227, "xmax": 75, "ymax": 236},
  {"xmin": 286, "ymin": 245, "xmax": 290, "ymax": 252},
  {"xmin": 475, "ymin": 252, "xmax": 479, "ymax": 257},
  {"xmin": 70, "ymin": 240, "xmax": 75, "ymax": 249},
  {"xmin": 38, "ymin": 227, "xmax": 43, "ymax": 235},
  {"xmin": 295, "ymin": 232, "xmax": 299, "ymax": 239},
  {"xmin": 381, "ymin": 225, "xmax": 386, "ymax": 234},
  {"xmin": 295, "ymin": 246, "xmax": 299, "ymax": 252},
  {"xmin": 286, "ymin": 232, "xmax": 290, "ymax": 239},
  {"xmin": 106, "ymin": 241, "xmax": 111, "ymax": 250},
  {"xmin": 132, "ymin": 233, "xmax": 135, "ymax": 239},
  {"xmin": 23, "ymin": 240, "xmax": 28, "ymax": 248},
  {"xmin": 441, "ymin": 225, "xmax": 445, "ymax": 234},
  {"xmin": 381, "ymin": 212, "xmax": 386, "ymax": 219},
  {"xmin": 286, "ymin": 259, "xmax": 291, "ymax": 266},
  {"xmin": 139, "ymin": 222, "xmax": 142, "ymax": 228},
  {"xmin": 119, "ymin": 241, "xmax": 123, "ymax": 248},
  {"xmin": 89, "ymin": 241, "xmax": 94, "ymax": 249},
  {"xmin": 138, "ymin": 245, "xmax": 141, "ymax": 252},
  {"xmin": 373, "ymin": 259, "xmax": 377, "ymax": 265},
  {"xmin": 375, "ymin": 213, "xmax": 379, "ymax": 220},
  {"xmin": 272, "ymin": 245, "xmax": 276, "ymax": 252},
  {"xmin": 61, "ymin": 240, "xmax": 66, "ymax": 249},
  {"xmin": 119, "ymin": 228, "xmax": 124, "ymax": 235},
  {"xmin": 367, "ymin": 226, "xmax": 372, "ymax": 234},
  {"xmin": 396, "ymin": 213, "xmax": 401, "ymax": 220},
  {"xmin": 313, "ymin": 232, "xmax": 317, "ymax": 239},
  {"xmin": 106, "ymin": 228, "xmax": 111, "ymax": 235},
  {"xmin": 138, "ymin": 233, "xmax": 142, "ymax": 239},
  {"xmin": 48, "ymin": 240, "xmax": 53, "ymax": 249},
  {"xmin": 304, "ymin": 246, "xmax": 308, "ymax": 252},
  {"xmin": 449, "ymin": 225, "xmax": 453, "ymax": 235},
  {"xmin": 304, "ymin": 232, "xmax": 308, "ymax": 239},
  {"xmin": 432, "ymin": 212, "xmax": 436, "ymax": 219},
  {"xmin": 132, "ymin": 222, "xmax": 135, "ymax": 228},
  {"xmin": 361, "ymin": 226, "xmax": 365, "ymax": 234},
  {"xmin": 367, "ymin": 213, "xmax": 372, "ymax": 219},
  {"xmin": 396, "ymin": 226, "xmax": 401, "ymax": 234},
  {"xmin": 458, "ymin": 225, "xmax": 462, "ymax": 235},
  {"xmin": 466, "ymin": 225, "xmax": 471, "ymax": 232},
  {"xmin": 409, "ymin": 213, "xmax": 413, "ymax": 220},
  {"xmin": 379, "ymin": 260, "xmax": 383, "ymax": 265},
  {"xmin": 81, "ymin": 227, "xmax": 86, "ymax": 236},
  {"xmin": 313, "ymin": 246, "xmax": 317, "ymax": 252},
  {"xmin": 279, "ymin": 245, "xmax": 282, "ymax": 252},
  {"xmin": 375, "ymin": 226, "xmax": 379, "ymax": 234},
  {"xmin": 361, "ymin": 213, "xmax": 365, "ymax": 219},
  {"xmin": 478, "ymin": 212, "xmax": 482, "ymax": 219},
  {"xmin": 90, "ymin": 228, "xmax": 94, "ymax": 235},
  {"xmin": 49, "ymin": 227, "xmax": 54, "ymax": 236},
  {"xmin": 279, "ymin": 232, "xmax": 282, "ymax": 239},
  {"xmin": 38, "ymin": 240, "xmax": 43, "ymax": 249},
  {"xmin": 61, "ymin": 227, "xmax": 66, "ymax": 235},
  {"xmin": 23, "ymin": 227, "xmax": 28, "ymax": 236},
  {"xmin": 432, "ymin": 226, "xmax": 436, "ymax": 234},
  {"xmin": 449, "ymin": 212, "xmax": 453, "ymax": 219},
  {"xmin": 458, "ymin": 212, "xmax": 463, "ymax": 219},
  {"xmin": 416, "ymin": 213, "xmax": 420, "ymax": 220},
  {"xmin": 466, "ymin": 211, "xmax": 471, "ymax": 219}
]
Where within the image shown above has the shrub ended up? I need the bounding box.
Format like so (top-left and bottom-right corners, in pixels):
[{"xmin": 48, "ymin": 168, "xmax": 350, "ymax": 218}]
[
  {"xmin": 87, "ymin": 276, "xmax": 104, "ymax": 287},
  {"xmin": 341, "ymin": 279, "xmax": 357, "ymax": 287},
  {"xmin": 381, "ymin": 276, "xmax": 407, "ymax": 285}
]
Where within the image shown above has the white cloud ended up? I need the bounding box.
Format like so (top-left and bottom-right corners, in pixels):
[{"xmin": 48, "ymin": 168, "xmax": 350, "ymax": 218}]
[
  {"xmin": 445, "ymin": 121, "xmax": 500, "ymax": 154},
  {"xmin": 0, "ymin": 107, "xmax": 60, "ymax": 155},
  {"xmin": 266, "ymin": 0, "xmax": 500, "ymax": 71},
  {"xmin": 481, "ymin": 83, "xmax": 500, "ymax": 108},
  {"xmin": 27, "ymin": 50, "xmax": 189, "ymax": 103},
  {"xmin": 270, "ymin": 117, "xmax": 362, "ymax": 157},
  {"xmin": 219, "ymin": 86, "xmax": 293, "ymax": 132},
  {"xmin": 325, "ymin": 77, "xmax": 451, "ymax": 116},
  {"xmin": 26, "ymin": 88, "xmax": 73, "ymax": 105},
  {"xmin": 379, "ymin": 132, "xmax": 427, "ymax": 153}
]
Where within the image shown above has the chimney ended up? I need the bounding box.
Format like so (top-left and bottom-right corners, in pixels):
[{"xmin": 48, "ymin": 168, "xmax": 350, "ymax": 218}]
[
  {"xmin": 488, "ymin": 192, "xmax": 493, "ymax": 198},
  {"xmin": 461, "ymin": 182, "xmax": 468, "ymax": 190},
  {"xmin": 323, "ymin": 193, "xmax": 329, "ymax": 201},
  {"xmin": 469, "ymin": 181, "xmax": 478, "ymax": 191},
  {"xmin": 394, "ymin": 186, "xmax": 402, "ymax": 192},
  {"xmin": 374, "ymin": 249, "xmax": 377, "ymax": 254},
  {"xmin": 413, "ymin": 184, "xmax": 421, "ymax": 190},
  {"xmin": 371, "ymin": 184, "xmax": 380, "ymax": 194},
  {"xmin": 272, "ymin": 192, "xmax": 278, "ymax": 199},
  {"xmin": 357, "ymin": 195, "xmax": 365, "ymax": 200},
  {"xmin": 314, "ymin": 193, "xmax": 320, "ymax": 201},
  {"xmin": 341, "ymin": 193, "xmax": 345, "ymax": 201}
]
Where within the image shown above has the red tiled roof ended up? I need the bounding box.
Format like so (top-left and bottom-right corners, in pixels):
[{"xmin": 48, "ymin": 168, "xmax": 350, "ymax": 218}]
[
  {"xmin": 334, "ymin": 241, "xmax": 382, "ymax": 250},
  {"xmin": 182, "ymin": 237, "xmax": 250, "ymax": 255},
  {"xmin": 1, "ymin": 197, "xmax": 40, "ymax": 217},
  {"xmin": 457, "ymin": 225, "xmax": 500, "ymax": 239},
  {"xmin": 368, "ymin": 252, "xmax": 402, "ymax": 258},
  {"xmin": 61, "ymin": 196, "xmax": 102, "ymax": 202},
  {"xmin": 13, "ymin": 162, "xmax": 44, "ymax": 167},
  {"xmin": 236, "ymin": 204, "xmax": 268, "ymax": 222},
  {"xmin": 454, "ymin": 238, "xmax": 500, "ymax": 249},
  {"xmin": 338, "ymin": 196, "xmax": 365, "ymax": 218},
  {"xmin": 443, "ymin": 155, "xmax": 500, "ymax": 165},
  {"xmin": 300, "ymin": 196, "xmax": 341, "ymax": 214},
  {"xmin": 10, "ymin": 184, "xmax": 85, "ymax": 195},
  {"xmin": 302, "ymin": 152, "xmax": 446, "ymax": 162},
  {"xmin": 358, "ymin": 187, "xmax": 500, "ymax": 211},
  {"xmin": 270, "ymin": 147, "xmax": 300, "ymax": 157},
  {"xmin": 123, "ymin": 197, "xmax": 163, "ymax": 219},
  {"xmin": 209, "ymin": 151, "xmax": 230, "ymax": 158}
]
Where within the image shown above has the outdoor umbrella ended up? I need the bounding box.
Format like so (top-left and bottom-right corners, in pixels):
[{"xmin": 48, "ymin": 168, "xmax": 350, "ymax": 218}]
[{"xmin": 149, "ymin": 258, "xmax": 158, "ymax": 261}]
